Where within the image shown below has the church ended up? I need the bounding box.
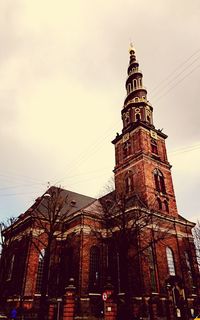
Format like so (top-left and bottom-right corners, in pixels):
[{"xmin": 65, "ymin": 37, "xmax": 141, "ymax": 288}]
[{"xmin": 0, "ymin": 46, "xmax": 199, "ymax": 320}]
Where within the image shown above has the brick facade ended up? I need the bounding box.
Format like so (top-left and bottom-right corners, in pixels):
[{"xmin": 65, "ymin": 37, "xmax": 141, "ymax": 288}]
[{"xmin": 0, "ymin": 47, "xmax": 199, "ymax": 320}]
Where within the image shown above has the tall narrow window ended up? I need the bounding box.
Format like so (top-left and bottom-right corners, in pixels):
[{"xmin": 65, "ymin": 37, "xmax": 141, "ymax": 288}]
[
  {"xmin": 157, "ymin": 198, "xmax": 162, "ymax": 210},
  {"xmin": 153, "ymin": 169, "xmax": 166, "ymax": 194},
  {"xmin": 127, "ymin": 83, "xmax": 132, "ymax": 93},
  {"xmin": 35, "ymin": 249, "xmax": 45, "ymax": 293},
  {"xmin": 164, "ymin": 200, "xmax": 169, "ymax": 212},
  {"xmin": 151, "ymin": 139, "xmax": 158, "ymax": 154},
  {"xmin": 133, "ymin": 79, "xmax": 137, "ymax": 89},
  {"xmin": 6, "ymin": 254, "xmax": 15, "ymax": 281},
  {"xmin": 125, "ymin": 171, "xmax": 133, "ymax": 193},
  {"xmin": 166, "ymin": 247, "xmax": 175, "ymax": 276},
  {"xmin": 89, "ymin": 246, "xmax": 100, "ymax": 292},
  {"xmin": 135, "ymin": 113, "xmax": 141, "ymax": 121},
  {"xmin": 148, "ymin": 246, "xmax": 157, "ymax": 292}
]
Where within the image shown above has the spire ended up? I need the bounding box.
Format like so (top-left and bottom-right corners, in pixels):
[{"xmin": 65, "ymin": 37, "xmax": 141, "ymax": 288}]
[
  {"xmin": 124, "ymin": 44, "xmax": 147, "ymax": 107},
  {"xmin": 121, "ymin": 45, "xmax": 153, "ymax": 130}
]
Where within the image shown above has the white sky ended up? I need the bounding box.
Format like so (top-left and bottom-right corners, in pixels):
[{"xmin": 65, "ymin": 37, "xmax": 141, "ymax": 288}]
[{"xmin": 0, "ymin": 0, "xmax": 199, "ymax": 222}]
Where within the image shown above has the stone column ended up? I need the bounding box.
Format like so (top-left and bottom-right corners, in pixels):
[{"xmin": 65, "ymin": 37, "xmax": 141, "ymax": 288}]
[
  {"xmin": 63, "ymin": 278, "xmax": 76, "ymax": 320},
  {"xmin": 103, "ymin": 278, "xmax": 117, "ymax": 320}
]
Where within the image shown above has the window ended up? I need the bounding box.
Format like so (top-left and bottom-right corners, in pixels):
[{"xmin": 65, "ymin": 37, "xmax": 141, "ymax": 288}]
[
  {"xmin": 124, "ymin": 112, "xmax": 130, "ymax": 125},
  {"xmin": 166, "ymin": 247, "xmax": 175, "ymax": 276},
  {"xmin": 127, "ymin": 83, "xmax": 132, "ymax": 93},
  {"xmin": 125, "ymin": 171, "xmax": 133, "ymax": 193},
  {"xmin": 151, "ymin": 139, "xmax": 158, "ymax": 154},
  {"xmin": 35, "ymin": 249, "xmax": 45, "ymax": 293},
  {"xmin": 164, "ymin": 200, "xmax": 169, "ymax": 212},
  {"xmin": 6, "ymin": 254, "xmax": 15, "ymax": 281},
  {"xmin": 139, "ymin": 78, "xmax": 142, "ymax": 87},
  {"xmin": 157, "ymin": 198, "xmax": 162, "ymax": 210},
  {"xmin": 148, "ymin": 246, "xmax": 157, "ymax": 292},
  {"xmin": 133, "ymin": 79, "xmax": 137, "ymax": 89},
  {"xmin": 89, "ymin": 246, "xmax": 100, "ymax": 292},
  {"xmin": 153, "ymin": 169, "xmax": 166, "ymax": 194},
  {"xmin": 135, "ymin": 113, "xmax": 141, "ymax": 121}
]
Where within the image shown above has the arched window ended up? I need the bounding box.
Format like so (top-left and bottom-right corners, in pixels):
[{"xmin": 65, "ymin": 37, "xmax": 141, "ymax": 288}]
[
  {"xmin": 134, "ymin": 97, "xmax": 139, "ymax": 102},
  {"xmin": 35, "ymin": 249, "xmax": 45, "ymax": 293},
  {"xmin": 125, "ymin": 171, "xmax": 133, "ymax": 193},
  {"xmin": 89, "ymin": 246, "xmax": 100, "ymax": 292},
  {"xmin": 133, "ymin": 79, "xmax": 137, "ymax": 89},
  {"xmin": 6, "ymin": 254, "xmax": 15, "ymax": 281},
  {"xmin": 139, "ymin": 78, "xmax": 142, "ymax": 87},
  {"xmin": 166, "ymin": 247, "xmax": 175, "ymax": 276},
  {"xmin": 127, "ymin": 83, "xmax": 132, "ymax": 93},
  {"xmin": 157, "ymin": 198, "xmax": 162, "ymax": 210},
  {"xmin": 164, "ymin": 200, "xmax": 169, "ymax": 212},
  {"xmin": 135, "ymin": 113, "xmax": 141, "ymax": 121},
  {"xmin": 153, "ymin": 169, "xmax": 166, "ymax": 194},
  {"xmin": 148, "ymin": 246, "xmax": 157, "ymax": 292}
]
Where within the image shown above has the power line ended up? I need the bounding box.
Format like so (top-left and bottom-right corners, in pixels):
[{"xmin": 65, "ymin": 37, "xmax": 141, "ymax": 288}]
[
  {"xmin": 0, "ymin": 141, "xmax": 199, "ymax": 198},
  {"xmin": 49, "ymin": 49, "xmax": 200, "ymax": 185},
  {"xmin": 52, "ymin": 119, "xmax": 120, "ymax": 185},
  {"xmin": 153, "ymin": 64, "xmax": 200, "ymax": 103},
  {"xmin": 151, "ymin": 48, "xmax": 200, "ymax": 94}
]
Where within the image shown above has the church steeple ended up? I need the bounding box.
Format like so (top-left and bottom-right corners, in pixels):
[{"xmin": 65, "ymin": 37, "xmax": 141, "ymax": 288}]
[
  {"xmin": 112, "ymin": 47, "xmax": 178, "ymax": 217},
  {"xmin": 122, "ymin": 44, "xmax": 153, "ymax": 131}
]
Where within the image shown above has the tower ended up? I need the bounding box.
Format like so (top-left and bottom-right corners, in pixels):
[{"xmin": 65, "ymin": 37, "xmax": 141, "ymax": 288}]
[{"xmin": 112, "ymin": 44, "xmax": 178, "ymax": 217}]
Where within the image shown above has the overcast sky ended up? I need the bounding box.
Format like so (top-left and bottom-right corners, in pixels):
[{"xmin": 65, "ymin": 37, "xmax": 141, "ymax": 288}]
[{"xmin": 0, "ymin": 0, "xmax": 199, "ymax": 222}]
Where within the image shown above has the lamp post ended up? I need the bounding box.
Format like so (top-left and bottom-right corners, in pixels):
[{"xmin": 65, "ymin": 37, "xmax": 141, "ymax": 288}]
[{"xmin": 56, "ymin": 298, "xmax": 62, "ymax": 320}]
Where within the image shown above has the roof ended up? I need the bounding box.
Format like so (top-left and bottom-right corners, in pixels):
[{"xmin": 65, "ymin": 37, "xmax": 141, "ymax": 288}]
[
  {"xmin": 4, "ymin": 186, "xmax": 96, "ymax": 233},
  {"xmin": 34, "ymin": 186, "xmax": 97, "ymax": 217}
]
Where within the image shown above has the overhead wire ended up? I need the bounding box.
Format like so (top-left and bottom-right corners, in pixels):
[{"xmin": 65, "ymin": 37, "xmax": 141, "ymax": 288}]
[
  {"xmin": 52, "ymin": 118, "xmax": 121, "ymax": 185},
  {"xmin": 151, "ymin": 48, "xmax": 200, "ymax": 94},
  {"xmin": 53, "ymin": 48, "xmax": 200, "ymax": 184},
  {"xmin": 1, "ymin": 49, "xmax": 200, "ymax": 199},
  {"xmin": 0, "ymin": 142, "xmax": 199, "ymax": 198},
  {"xmin": 152, "ymin": 64, "xmax": 200, "ymax": 103}
]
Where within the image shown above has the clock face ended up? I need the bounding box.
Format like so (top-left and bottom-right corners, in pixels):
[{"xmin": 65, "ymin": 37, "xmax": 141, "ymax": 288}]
[
  {"xmin": 122, "ymin": 133, "xmax": 130, "ymax": 143},
  {"xmin": 150, "ymin": 130, "xmax": 157, "ymax": 139}
]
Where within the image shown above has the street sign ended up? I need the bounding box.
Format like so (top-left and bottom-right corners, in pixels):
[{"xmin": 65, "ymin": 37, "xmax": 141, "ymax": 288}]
[{"xmin": 102, "ymin": 292, "xmax": 108, "ymax": 301}]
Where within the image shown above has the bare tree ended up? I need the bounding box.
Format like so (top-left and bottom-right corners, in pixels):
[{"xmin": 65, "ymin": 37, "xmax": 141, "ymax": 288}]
[
  {"xmin": 90, "ymin": 187, "xmax": 171, "ymax": 320},
  {"xmin": 193, "ymin": 220, "xmax": 200, "ymax": 271},
  {"xmin": 29, "ymin": 186, "xmax": 74, "ymax": 320},
  {"xmin": 0, "ymin": 217, "xmax": 17, "ymax": 306}
]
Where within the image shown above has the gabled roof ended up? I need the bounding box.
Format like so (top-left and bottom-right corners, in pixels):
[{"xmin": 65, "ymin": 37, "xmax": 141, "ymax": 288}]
[
  {"xmin": 4, "ymin": 186, "xmax": 96, "ymax": 234},
  {"xmin": 32, "ymin": 186, "xmax": 97, "ymax": 217}
]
